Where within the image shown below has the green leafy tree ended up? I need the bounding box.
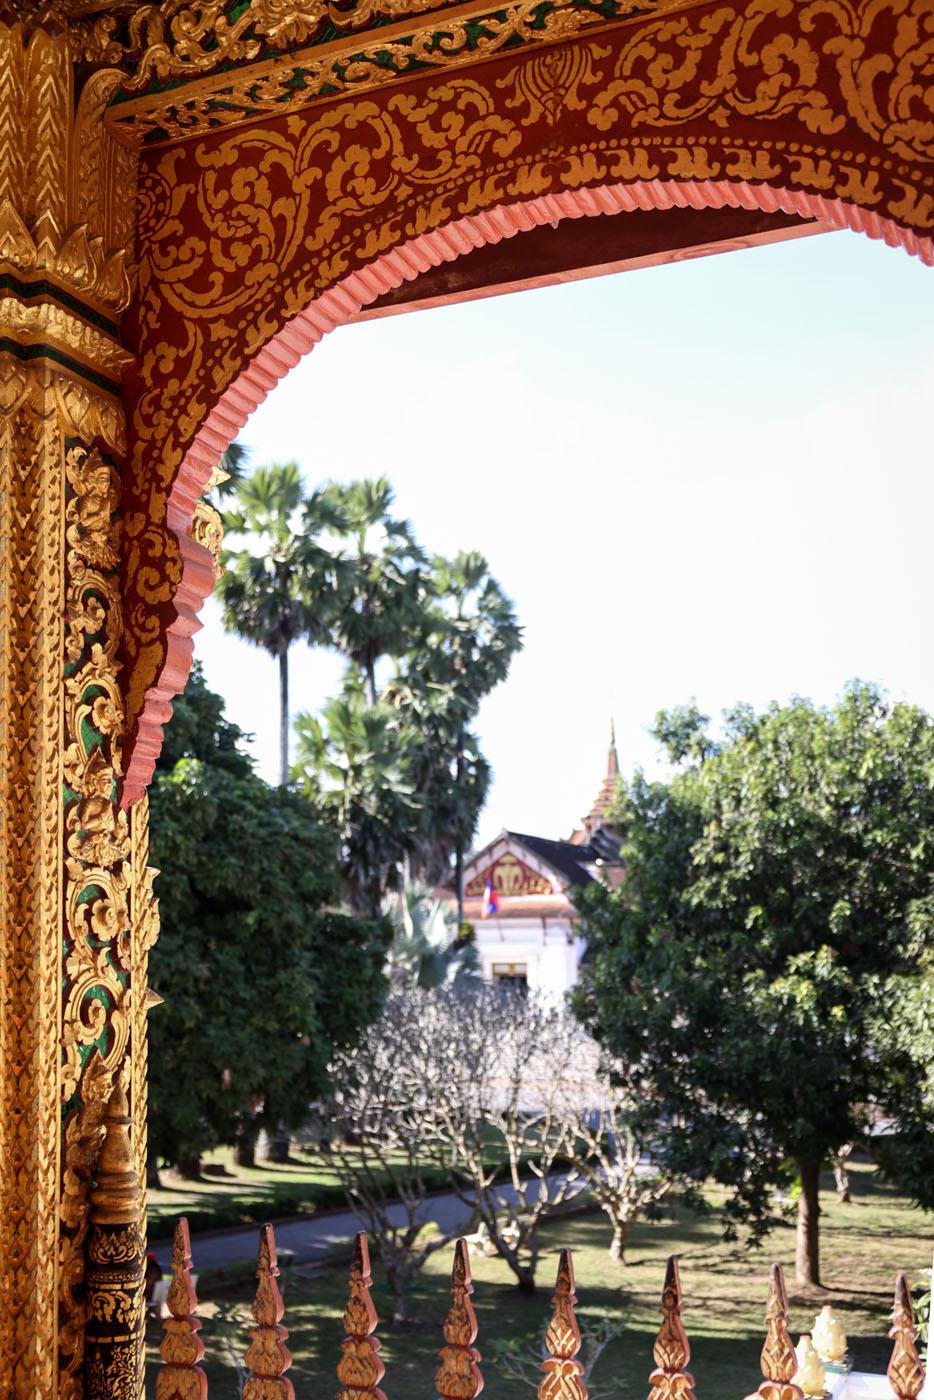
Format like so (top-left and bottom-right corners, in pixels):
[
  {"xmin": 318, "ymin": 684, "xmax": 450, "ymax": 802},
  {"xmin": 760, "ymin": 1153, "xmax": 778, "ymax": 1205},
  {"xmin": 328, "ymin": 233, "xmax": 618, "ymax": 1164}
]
[
  {"xmin": 218, "ymin": 463, "xmax": 344, "ymax": 784},
  {"xmin": 574, "ymin": 682, "xmax": 934, "ymax": 1287},
  {"xmin": 148, "ymin": 669, "xmax": 385, "ymax": 1175}
]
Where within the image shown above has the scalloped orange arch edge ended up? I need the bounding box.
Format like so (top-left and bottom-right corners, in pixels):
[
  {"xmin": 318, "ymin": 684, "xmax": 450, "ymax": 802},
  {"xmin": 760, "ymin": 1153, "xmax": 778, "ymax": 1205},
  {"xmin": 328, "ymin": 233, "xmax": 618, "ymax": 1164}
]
[{"xmin": 119, "ymin": 174, "xmax": 933, "ymax": 807}]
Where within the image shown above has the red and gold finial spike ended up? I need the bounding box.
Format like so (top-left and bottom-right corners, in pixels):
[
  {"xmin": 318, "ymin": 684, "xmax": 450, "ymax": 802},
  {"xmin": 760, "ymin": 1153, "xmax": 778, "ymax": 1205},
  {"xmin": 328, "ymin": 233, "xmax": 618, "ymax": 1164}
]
[
  {"xmin": 539, "ymin": 1249, "xmax": 588, "ymax": 1400},
  {"xmin": 157, "ymin": 1217, "xmax": 208, "ymax": 1400},
  {"xmin": 647, "ymin": 1256, "xmax": 696, "ymax": 1400},
  {"xmin": 243, "ymin": 1224, "xmax": 295, "ymax": 1400},
  {"xmin": 743, "ymin": 1265, "xmax": 803, "ymax": 1400},
  {"xmin": 337, "ymin": 1233, "xmax": 388, "ymax": 1400},
  {"xmin": 887, "ymin": 1274, "xmax": 925, "ymax": 1400},
  {"xmin": 435, "ymin": 1239, "xmax": 484, "ymax": 1400}
]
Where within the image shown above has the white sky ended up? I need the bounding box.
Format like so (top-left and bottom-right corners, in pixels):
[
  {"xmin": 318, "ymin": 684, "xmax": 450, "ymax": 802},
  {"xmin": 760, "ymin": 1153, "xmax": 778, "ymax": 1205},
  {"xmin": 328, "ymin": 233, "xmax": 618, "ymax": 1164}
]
[{"xmin": 192, "ymin": 227, "xmax": 934, "ymax": 851}]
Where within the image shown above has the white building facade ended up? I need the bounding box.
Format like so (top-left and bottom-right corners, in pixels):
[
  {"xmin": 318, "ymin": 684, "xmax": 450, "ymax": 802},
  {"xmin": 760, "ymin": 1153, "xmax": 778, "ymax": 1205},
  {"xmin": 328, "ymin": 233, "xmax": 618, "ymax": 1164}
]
[{"xmin": 460, "ymin": 733, "xmax": 623, "ymax": 1000}]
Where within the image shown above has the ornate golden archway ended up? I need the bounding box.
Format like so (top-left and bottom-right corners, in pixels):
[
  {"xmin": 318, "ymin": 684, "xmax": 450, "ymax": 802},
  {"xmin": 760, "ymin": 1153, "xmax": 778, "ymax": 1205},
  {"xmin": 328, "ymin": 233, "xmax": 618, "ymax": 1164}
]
[{"xmin": 0, "ymin": 1, "xmax": 930, "ymax": 1394}]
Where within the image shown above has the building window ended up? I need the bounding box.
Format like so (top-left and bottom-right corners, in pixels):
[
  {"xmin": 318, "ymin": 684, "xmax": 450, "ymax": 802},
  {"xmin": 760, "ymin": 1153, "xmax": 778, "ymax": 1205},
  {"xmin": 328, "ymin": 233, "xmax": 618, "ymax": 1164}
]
[{"xmin": 491, "ymin": 962, "xmax": 528, "ymax": 990}]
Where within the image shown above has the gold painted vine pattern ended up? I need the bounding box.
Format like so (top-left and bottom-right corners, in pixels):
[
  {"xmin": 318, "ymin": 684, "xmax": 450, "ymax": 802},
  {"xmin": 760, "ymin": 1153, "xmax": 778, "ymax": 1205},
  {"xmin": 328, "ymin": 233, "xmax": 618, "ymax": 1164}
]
[
  {"xmin": 124, "ymin": 0, "xmax": 933, "ymax": 738},
  {"xmin": 60, "ymin": 439, "xmax": 132, "ymax": 1400}
]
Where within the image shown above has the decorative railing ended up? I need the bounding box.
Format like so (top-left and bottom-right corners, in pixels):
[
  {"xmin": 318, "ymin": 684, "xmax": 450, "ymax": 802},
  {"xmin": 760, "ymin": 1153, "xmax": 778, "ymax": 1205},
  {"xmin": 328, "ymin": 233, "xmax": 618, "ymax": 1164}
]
[{"xmin": 154, "ymin": 1216, "xmax": 929, "ymax": 1400}]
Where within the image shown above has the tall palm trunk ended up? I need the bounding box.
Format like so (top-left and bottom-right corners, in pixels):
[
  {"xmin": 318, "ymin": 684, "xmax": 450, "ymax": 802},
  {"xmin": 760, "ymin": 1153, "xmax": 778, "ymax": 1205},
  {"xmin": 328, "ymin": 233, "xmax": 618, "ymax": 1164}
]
[
  {"xmin": 279, "ymin": 646, "xmax": 290, "ymax": 786},
  {"xmin": 454, "ymin": 730, "xmax": 464, "ymax": 929}
]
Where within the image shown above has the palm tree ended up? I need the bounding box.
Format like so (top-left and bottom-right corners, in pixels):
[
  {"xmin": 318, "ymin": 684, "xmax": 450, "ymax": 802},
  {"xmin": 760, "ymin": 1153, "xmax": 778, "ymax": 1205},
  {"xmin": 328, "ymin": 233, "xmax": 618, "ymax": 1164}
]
[
  {"xmin": 293, "ymin": 682, "xmax": 420, "ymax": 916},
  {"xmin": 385, "ymin": 881, "xmax": 479, "ymax": 988},
  {"xmin": 218, "ymin": 463, "xmax": 344, "ymax": 785},
  {"xmin": 324, "ymin": 476, "xmax": 429, "ymax": 703},
  {"xmin": 387, "ymin": 550, "xmax": 522, "ymax": 919}
]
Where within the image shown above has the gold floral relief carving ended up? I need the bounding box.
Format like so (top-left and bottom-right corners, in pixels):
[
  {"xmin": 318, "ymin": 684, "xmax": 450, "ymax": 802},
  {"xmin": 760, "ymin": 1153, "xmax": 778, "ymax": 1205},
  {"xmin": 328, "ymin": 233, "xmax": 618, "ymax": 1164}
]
[
  {"xmin": 60, "ymin": 439, "xmax": 137, "ymax": 1397},
  {"xmin": 500, "ymin": 43, "xmax": 610, "ymax": 126},
  {"xmin": 0, "ymin": 391, "xmax": 66, "ymax": 1400},
  {"xmin": 107, "ymin": 0, "xmax": 670, "ymax": 145},
  {"xmin": 585, "ymin": 0, "xmax": 933, "ymax": 165},
  {"xmin": 116, "ymin": 0, "xmax": 635, "ymax": 100}
]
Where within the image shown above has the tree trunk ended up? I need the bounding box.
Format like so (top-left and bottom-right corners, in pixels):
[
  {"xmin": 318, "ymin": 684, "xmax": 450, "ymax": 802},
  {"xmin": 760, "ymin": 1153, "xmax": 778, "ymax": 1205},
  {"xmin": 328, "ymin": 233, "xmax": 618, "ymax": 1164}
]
[
  {"xmin": 831, "ymin": 1148, "xmax": 852, "ymax": 1203},
  {"xmin": 609, "ymin": 1219, "xmax": 629, "ymax": 1265},
  {"xmin": 267, "ymin": 1124, "xmax": 291, "ymax": 1163},
  {"xmin": 146, "ymin": 1149, "xmax": 161, "ymax": 1190},
  {"xmin": 235, "ymin": 1117, "xmax": 260, "ymax": 1168},
  {"xmin": 279, "ymin": 646, "xmax": 289, "ymax": 787},
  {"xmin": 366, "ymin": 655, "xmax": 377, "ymax": 706},
  {"xmin": 515, "ymin": 1270, "xmax": 537, "ymax": 1295},
  {"xmin": 387, "ymin": 1271, "xmax": 408, "ymax": 1325},
  {"xmin": 795, "ymin": 1160, "xmax": 821, "ymax": 1287},
  {"xmin": 454, "ymin": 734, "xmax": 464, "ymax": 930},
  {"xmin": 177, "ymin": 1151, "xmax": 201, "ymax": 1181}
]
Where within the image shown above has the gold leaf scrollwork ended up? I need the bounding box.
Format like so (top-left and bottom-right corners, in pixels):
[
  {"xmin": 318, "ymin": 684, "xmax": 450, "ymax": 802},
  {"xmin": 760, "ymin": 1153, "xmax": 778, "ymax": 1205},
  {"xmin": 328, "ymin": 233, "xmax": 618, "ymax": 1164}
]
[{"xmin": 60, "ymin": 441, "xmax": 133, "ymax": 1396}]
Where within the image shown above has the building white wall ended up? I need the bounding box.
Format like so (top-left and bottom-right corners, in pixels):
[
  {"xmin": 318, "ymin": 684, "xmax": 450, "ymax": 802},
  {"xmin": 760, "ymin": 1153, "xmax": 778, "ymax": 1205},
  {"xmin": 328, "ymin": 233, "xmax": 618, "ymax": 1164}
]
[{"xmin": 474, "ymin": 917, "xmax": 586, "ymax": 1000}]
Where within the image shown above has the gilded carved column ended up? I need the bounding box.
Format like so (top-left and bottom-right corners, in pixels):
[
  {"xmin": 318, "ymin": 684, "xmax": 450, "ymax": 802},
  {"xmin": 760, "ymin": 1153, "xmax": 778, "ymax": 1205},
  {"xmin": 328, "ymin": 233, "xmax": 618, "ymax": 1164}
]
[{"xmin": 0, "ymin": 13, "xmax": 148, "ymax": 1397}]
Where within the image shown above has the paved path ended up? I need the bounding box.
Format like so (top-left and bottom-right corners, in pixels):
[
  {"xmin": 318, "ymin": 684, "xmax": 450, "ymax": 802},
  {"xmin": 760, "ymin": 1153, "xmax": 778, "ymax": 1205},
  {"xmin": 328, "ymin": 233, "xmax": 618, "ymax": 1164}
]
[{"xmin": 152, "ymin": 1180, "xmax": 576, "ymax": 1274}]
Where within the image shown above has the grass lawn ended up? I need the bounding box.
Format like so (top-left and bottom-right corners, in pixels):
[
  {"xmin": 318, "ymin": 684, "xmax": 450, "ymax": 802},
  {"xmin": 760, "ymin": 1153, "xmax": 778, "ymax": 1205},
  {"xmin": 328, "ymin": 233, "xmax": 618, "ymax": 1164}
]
[
  {"xmin": 147, "ymin": 1145, "xmax": 351, "ymax": 1239},
  {"xmin": 147, "ymin": 1135, "xmax": 537, "ymax": 1239},
  {"xmin": 144, "ymin": 1162, "xmax": 931, "ymax": 1398}
]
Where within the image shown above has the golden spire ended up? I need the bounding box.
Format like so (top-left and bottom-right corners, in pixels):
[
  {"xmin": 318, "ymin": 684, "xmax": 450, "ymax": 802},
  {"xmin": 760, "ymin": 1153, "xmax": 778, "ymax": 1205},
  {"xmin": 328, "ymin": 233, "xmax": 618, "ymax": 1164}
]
[
  {"xmin": 647, "ymin": 1256, "xmax": 696, "ymax": 1400},
  {"xmin": 243, "ymin": 1225, "xmax": 294, "ymax": 1400},
  {"xmin": 608, "ymin": 718, "xmax": 619, "ymax": 780},
  {"xmin": 157, "ymin": 1217, "xmax": 208, "ymax": 1400},
  {"xmin": 579, "ymin": 719, "xmax": 620, "ymax": 838},
  {"xmin": 337, "ymin": 1233, "xmax": 387, "ymax": 1400},
  {"xmin": 743, "ymin": 1265, "xmax": 803, "ymax": 1400},
  {"xmin": 435, "ymin": 1240, "xmax": 483, "ymax": 1400},
  {"xmin": 887, "ymin": 1273, "xmax": 925, "ymax": 1400},
  {"xmin": 539, "ymin": 1250, "xmax": 587, "ymax": 1400}
]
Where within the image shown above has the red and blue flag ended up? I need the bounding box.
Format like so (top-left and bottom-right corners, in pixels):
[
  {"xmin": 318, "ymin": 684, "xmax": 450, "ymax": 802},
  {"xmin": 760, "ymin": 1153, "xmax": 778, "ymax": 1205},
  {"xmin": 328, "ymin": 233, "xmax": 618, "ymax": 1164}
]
[{"xmin": 481, "ymin": 878, "xmax": 500, "ymax": 918}]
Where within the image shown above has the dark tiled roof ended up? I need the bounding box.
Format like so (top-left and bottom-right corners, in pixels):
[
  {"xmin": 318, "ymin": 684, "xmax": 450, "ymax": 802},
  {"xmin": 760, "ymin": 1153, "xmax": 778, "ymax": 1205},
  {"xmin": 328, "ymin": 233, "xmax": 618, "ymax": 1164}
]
[
  {"xmin": 587, "ymin": 826, "xmax": 623, "ymax": 864},
  {"xmin": 505, "ymin": 830, "xmax": 609, "ymax": 887}
]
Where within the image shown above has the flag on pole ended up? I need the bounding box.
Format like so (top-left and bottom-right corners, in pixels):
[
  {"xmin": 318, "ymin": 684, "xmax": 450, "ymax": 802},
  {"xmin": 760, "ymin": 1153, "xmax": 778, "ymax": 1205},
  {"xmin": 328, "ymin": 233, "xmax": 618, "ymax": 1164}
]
[{"xmin": 482, "ymin": 878, "xmax": 500, "ymax": 918}]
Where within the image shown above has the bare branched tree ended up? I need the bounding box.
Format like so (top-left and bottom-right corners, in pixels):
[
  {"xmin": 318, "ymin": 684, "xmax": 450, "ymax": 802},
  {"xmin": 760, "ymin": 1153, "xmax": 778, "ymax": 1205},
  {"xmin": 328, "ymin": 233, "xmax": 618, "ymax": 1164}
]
[
  {"xmin": 423, "ymin": 985, "xmax": 587, "ymax": 1294},
  {"xmin": 555, "ymin": 1034, "xmax": 684, "ymax": 1264},
  {"xmin": 319, "ymin": 984, "xmax": 685, "ymax": 1316},
  {"xmin": 315, "ymin": 993, "xmax": 460, "ymax": 1323}
]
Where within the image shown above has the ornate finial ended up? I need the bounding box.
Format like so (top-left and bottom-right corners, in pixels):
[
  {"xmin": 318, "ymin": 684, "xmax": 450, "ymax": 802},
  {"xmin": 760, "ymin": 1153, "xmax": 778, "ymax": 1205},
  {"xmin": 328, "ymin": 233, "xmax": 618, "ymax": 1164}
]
[
  {"xmin": 435, "ymin": 1239, "xmax": 484, "ymax": 1400},
  {"xmin": 811, "ymin": 1306, "xmax": 847, "ymax": 1366},
  {"xmin": 158, "ymin": 1218, "xmax": 207, "ymax": 1400},
  {"xmin": 91, "ymin": 1081, "xmax": 142, "ymax": 1226},
  {"xmin": 887, "ymin": 1274, "xmax": 925, "ymax": 1400},
  {"xmin": 647, "ymin": 1256, "xmax": 696, "ymax": 1400},
  {"xmin": 607, "ymin": 720, "xmax": 619, "ymax": 779},
  {"xmin": 243, "ymin": 1225, "xmax": 295, "ymax": 1400},
  {"xmin": 337, "ymin": 1234, "xmax": 387, "ymax": 1400},
  {"xmin": 539, "ymin": 1250, "xmax": 587, "ymax": 1400},
  {"xmin": 85, "ymin": 1081, "xmax": 146, "ymax": 1400},
  {"xmin": 792, "ymin": 1335, "xmax": 827, "ymax": 1398},
  {"xmin": 743, "ymin": 1266, "xmax": 803, "ymax": 1400}
]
